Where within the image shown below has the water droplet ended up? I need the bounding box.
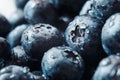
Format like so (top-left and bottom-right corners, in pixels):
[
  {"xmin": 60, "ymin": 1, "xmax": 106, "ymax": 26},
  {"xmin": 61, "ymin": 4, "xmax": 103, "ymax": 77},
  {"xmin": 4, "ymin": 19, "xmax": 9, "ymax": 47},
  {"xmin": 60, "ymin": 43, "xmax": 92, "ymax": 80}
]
[
  {"xmin": 42, "ymin": 74, "xmax": 47, "ymax": 79},
  {"xmin": 48, "ymin": 66, "xmax": 52, "ymax": 69},
  {"xmin": 76, "ymin": 57, "xmax": 80, "ymax": 60},
  {"xmin": 86, "ymin": 29, "xmax": 90, "ymax": 34},
  {"xmin": 23, "ymin": 67, "xmax": 30, "ymax": 73},
  {"xmin": 80, "ymin": 47, "xmax": 84, "ymax": 51},
  {"xmin": 10, "ymin": 74, "xmax": 15, "ymax": 78},
  {"xmin": 74, "ymin": 60, "xmax": 79, "ymax": 64},
  {"xmin": 51, "ymin": 55, "xmax": 57, "ymax": 59},
  {"xmin": 111, "ymin": 15, "xmax": 116, "ymax": 20},
  {"xmin": 109, "ymin": 22, "xmax": 114, "ymax": 27},
  {"xmin": 100, "ymin": 58, "xmax": 111, "ymax": 66},
  {"xmin": 116, "ymin": 53, "xmax": 120, "ymax": 56}
]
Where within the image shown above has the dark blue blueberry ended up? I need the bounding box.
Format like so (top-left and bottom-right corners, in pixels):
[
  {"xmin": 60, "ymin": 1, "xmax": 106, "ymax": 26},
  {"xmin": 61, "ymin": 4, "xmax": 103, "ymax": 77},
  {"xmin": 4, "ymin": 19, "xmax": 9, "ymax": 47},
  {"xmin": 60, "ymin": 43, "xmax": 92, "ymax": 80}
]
[
  {"xmin": 41, "ymin": 46, "xmax": 84, "ymax": 80},
  {"xmin": 0, "ymin": 14, "xmax": 12, "ymax": 37},
  {"xmin": 80, "ymin": 0, "xmax": 120, "ymax": 21},
  {"xmin": 0, "ymin": 37, "xmax": 10, "ymax": 60},
  {"xmin": 21, "ymin": 23, "xmax": 64, "ymax": 61},
  {"xmin": 102, "ymin": 13, "xmax": 120, "ymax": 55},
  {"xmin": 7, "ymin": 24, "xmax": 29, "ymax": 48},
  {"xmin": 10, "ymin": 45, "xmax": 30, "ymax": 66},
  {"xmin": 0, "ymin": 65, "xmax": 34, "ymax": 80},
  {"xmin": 93, "ymin": 55, "xmax": 120, "ymax": 80},
  {"xmin": 24, "ymin": 0, "xmax": 58, "ymax": 25},
  {"xmin": 79, "ymin": 0, "xmax": 96, "ymax": 17},
  {"xmin": 65, "ymin": 15, "xmax": 106, "ymax": 66},
  {"xmin": 94, "ymin": 0, "xmax": 120, "ymax": 21},
  {"xmin": 10, "ymin": 45, "xmax": 41, "ymax": 71},
  {"xmin": 15, "ymin": 0, "xmax": 28, "ymax": 9}
]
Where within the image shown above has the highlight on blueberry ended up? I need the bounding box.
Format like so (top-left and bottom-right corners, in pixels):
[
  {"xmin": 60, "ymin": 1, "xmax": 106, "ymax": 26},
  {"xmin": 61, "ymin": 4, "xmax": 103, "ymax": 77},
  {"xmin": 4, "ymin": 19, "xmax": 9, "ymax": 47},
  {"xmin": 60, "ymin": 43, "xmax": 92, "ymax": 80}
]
[{"xmin": 41, "ymin": 46, "xmax": 84, "ymax": 80}]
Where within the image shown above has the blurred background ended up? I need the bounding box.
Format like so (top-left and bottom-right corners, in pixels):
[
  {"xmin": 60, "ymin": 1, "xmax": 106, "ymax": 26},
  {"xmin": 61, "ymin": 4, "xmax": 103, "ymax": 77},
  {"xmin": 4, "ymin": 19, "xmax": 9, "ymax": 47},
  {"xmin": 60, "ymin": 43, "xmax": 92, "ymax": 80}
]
[{"xmin": 0, "ymin": 0, "xmax": 16, "ymax": 20}]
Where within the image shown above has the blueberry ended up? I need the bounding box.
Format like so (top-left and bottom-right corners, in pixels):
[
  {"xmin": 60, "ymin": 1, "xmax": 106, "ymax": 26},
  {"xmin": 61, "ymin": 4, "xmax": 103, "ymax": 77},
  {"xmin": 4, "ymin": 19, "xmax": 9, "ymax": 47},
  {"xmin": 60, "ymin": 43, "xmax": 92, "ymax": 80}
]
[
  {"xmin": 0, "ymin": 65, "xmax": 34, "ymax": 80},
  {"xmin": 93, "ymin": 0, "xmax": 120, "ymax": 21},
  {"xmin": 24, "ymin": 0, "xmax": 58, "ymax": 25},
  {"xmin": 41, "ymin": 46, "xmax": 84, "ymax": 80},
  {"xmin": 93, "ymin": 55, "xmax": 120, "ymax": 80},
  {"xmin": 21, "ymin": 23, "xmax": 64, "ymax": 61},
  {"xmin": 10, "ymin": 45, "xmax": 30, "ymax": 66},
  {"xmin": 80, "ymin": 0, "xmax": 120, "ymax": 21},
  {"xmin": 15, "ymin": 0, "xmax": 28, "ymax": 9},
  {"xmin": 79, "ymin": 0, "xmax": 96, "ymax": 17},
  {"xmin": 65, "ymin": 15, "xmax": 106, "ymax": 66},
  {"xmin": 10, "ymin": 45, "xmax": 41, "ymax": 71},
  {"xmin": 102, "ymin": 13, "xmax": 120, "ymax": 55},
  {"xmin": 0, "ymin": 37, "xmax": 10, "ymax": 60},
  {"xmin": 49, "ymin": 0, "xmax": 86, "ymax": 16},
  {"xmin": 0, "ymin": 14, "xmax": 12, "ymax": 37},
  {"xmin": 9, "ymin": 10, "xmax": 27, "ymax": 28},
  {"xmin": 7, "ymin": 24, "xmax": 29, "ymax": 48}
]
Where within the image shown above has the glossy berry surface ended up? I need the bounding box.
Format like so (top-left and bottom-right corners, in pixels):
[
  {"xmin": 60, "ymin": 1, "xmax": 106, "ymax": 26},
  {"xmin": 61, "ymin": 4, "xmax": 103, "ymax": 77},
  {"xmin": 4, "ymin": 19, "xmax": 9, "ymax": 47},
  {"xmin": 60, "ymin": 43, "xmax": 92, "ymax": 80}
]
[
  {"xmin": 7, "ymin": 24, "xmax": 29, "ymax": 48},
  {"xmin": 0, "ymin": 65, "xmax": 34, "ymax": 80},
  {"xmin": 21, "ymin": 23, "xmax": 64, "ymax": 61},
  {"xmin": 10, "ymin": 45, "xmax": 30, "ymax": 66},
  {"xmin": 93, "ymin": 0, "xmax": 120, "ymax": 21},
  {"xmin": 0, "ymin": 37, "xmax": 10, "ymax": 59},
  {"xmin": 79, "ymin": 0, "xmax": 95, "ymax": 16},
  {"xmin": 65, "ymin": 15, "xmax": 105, "ymax": 66},
  {"xmin": 0, "ymin": 14, "xmax": 12, "ymax": 37},
  {"xmin": 102, "ymin": 13, "xmax": 120, "ymax": 55},
  {"xmin": 15, "ymin": 0, "xmax": 28, "ymax": 9},
  {"xmin": 80, "ymin": 0, "xmax": 120, "ymax": 21},
  {"xmin": 41, "ymin": 46, "xmax": 84, "ymax": 80},
  {"xmin": 93, "ymin": 55, "xmax": 120, "ymax": 80},
  {"xmin": 24, "ymin": 0, "xmax": 58, "ymax": 25},
  {"xmin": 9, "ymin": 10, "xmax": 27, "ymax": 28}
]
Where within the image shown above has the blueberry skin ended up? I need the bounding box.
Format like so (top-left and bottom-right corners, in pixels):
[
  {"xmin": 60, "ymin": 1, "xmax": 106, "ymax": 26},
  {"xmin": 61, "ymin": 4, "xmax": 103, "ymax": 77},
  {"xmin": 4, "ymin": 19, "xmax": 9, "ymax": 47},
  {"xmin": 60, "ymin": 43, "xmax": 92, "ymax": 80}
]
[
  {"xmin": 10, "ymin": 45, "xmax": 30, "ymax": 66},
  {"xmin": 0, "ymin": 14, "xmax": 12, "ymax": 37},
  {"xmin": 24, "ymin": 0, "xmax": 58, "ymax": 25},
  {"xmin": 79, "ymin": 0, "xmax": 96, "ymax": 17},
  {"xmin": 21, "ymin": 23, "xmax": 64, "ymax": 61},
  {"xmin": 49, "ymin": 0, "xmax": 86, "ymax": 16},
  {"xmin": 41, "ymin": 46, "xmax": 84, "ymax": 80},
  {"xmin": 93, "ymin": 0, "xmax": 120, "ymax": 21},
  {"xmin": 9, "ymin": 10, "xmax": 27, "ymax": 28},
  {"xmin": 80, "ymin": 0, "xmax": 120, "ymax": 21},
  {"xmin": 65, "ymin": 15, "xmax": 106, "ymax": 66},
  {"xmin": 0, "ymin": 37, "xmax": 10, "ymax": 59},
  {"xmin": 10, "ymin": 45, "xmax": 41, "ymax": 71},
  {"xmin": 93, "ymin": 55, "xmax": 120, "ymax": 80},
  {"xmin": 15, "ymin": 0, "xmax": 28, "ymax": 9},
  {"xmin": 102, "ymin": 13, "xmax": 120, "ymax": 55},
  {"xmin": 0, "ymin": 65, "xmax": 34, "ymax": 80},
  {"xmin": 7, "ymin": 24, "xmax": 29, "ymax": 48}
]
